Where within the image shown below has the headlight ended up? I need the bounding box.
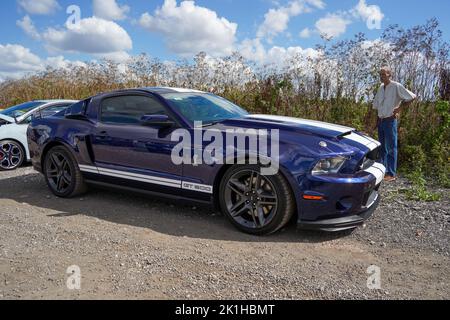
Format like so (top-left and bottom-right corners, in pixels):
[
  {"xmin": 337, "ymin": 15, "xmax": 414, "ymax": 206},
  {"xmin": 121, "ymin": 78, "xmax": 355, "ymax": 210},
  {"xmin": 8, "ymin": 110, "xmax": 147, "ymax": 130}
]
[{"xmin": 311, "ymin": 156, "xmax": 346, "ymax": 175}]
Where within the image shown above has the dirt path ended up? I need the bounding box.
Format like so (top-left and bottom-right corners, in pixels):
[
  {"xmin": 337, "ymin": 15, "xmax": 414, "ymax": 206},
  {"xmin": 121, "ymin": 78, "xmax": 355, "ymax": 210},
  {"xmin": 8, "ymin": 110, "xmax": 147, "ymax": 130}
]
[{"xmin": 0, "ymin": 167, "xmax": 449, "ymax": 299}]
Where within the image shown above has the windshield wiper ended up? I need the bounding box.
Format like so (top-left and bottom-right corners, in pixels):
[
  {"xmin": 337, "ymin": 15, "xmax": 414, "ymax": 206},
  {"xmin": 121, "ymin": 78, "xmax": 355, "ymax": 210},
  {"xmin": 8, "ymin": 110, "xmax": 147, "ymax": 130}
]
[{"xmin": 200, "ymin": 120, "xmax": 225, "ymax": 127}]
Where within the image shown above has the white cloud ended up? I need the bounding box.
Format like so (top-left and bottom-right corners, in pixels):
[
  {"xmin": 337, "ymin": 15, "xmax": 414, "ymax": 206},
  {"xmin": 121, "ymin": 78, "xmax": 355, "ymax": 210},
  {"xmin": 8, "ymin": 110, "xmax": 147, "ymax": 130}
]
[
  {"xmin": 239, "ymin": 38, "xmax": 320, "ymax": 68},
  {"xmin": 239, "ymin": 38, "xmax": 267, "ymax": 64},
  {"xmin": 42, "ymin": 17, "xmax": 132, "ymax": 58},
  {"xmin": 0, "ymin": 44, "xmax": 42, "ymax": 79},
  {"xmin": 94, "ymin": 51, "xmax": 131, "ymax": 63},
  {"xmin": 257, "ymin": 0, "xmax": 325, "ymax": 41},
  {"xmin": 44, "ymin": 56, "xmax": 87, "ymax": 70},
  {"xmin": 265, "ymin": 46, "xmax": 320, "ymax": 67},
  {"xmin": 352, "ymin": 0, "xmax": 384, "ymax": 29},
  {"xmin": 17, "ymin": 15, "xmax": 41, "ymax": 40},
  {"xmin": 309, "ymin": 1, "xmax": 384, "ymax": 40},
  {"xmin": 139, "ymin": 0, "xmax": 237, "ymax": 57},
  {"xmin": 315, "ymin": 13, "xmax": 351, "ymax": 38},
  {"xmin": 93, "ymin": 0, "xmax": 130, "ymax": 21},
  {"xmin": 299, "ymin": 28, "xmax": 312, "ymax": 38},
  {"xmin": 0, "ymin": 44, "xmax": 87, "ymax": 80},
  {"xmin": 17, "ymin": 0, "xmax": 59, "ymax": 15}
]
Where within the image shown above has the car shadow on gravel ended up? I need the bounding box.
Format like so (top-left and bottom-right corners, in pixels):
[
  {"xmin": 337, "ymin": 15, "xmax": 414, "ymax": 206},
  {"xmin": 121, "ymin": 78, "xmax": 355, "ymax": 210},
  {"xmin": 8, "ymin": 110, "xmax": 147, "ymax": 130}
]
[{"xmin": 0, "ymin": 172, "xmax": 354, "ymax": 243}]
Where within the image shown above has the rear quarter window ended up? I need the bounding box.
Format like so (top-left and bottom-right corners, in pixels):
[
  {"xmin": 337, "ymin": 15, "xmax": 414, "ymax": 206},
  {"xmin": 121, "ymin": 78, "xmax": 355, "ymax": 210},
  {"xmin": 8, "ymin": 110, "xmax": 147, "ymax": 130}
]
[
  {"xmin": 100, "ymin": 95, "xmax": 168, "ymax": 125},
  {"xmin": 65, "ymin": 100, "xmax": 87, "ymax": 116}
]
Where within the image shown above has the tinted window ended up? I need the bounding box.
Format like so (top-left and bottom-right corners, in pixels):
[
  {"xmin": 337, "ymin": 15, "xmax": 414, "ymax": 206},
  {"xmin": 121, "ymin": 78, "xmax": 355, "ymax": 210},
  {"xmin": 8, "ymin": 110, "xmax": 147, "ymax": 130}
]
[
  {"xmin": 24, "ymin": 104, "xmax": 72, "ymax": 124},
  {"xmin": 162, "ymin": 93, "xmax": 248, "ymax": 125},
  {"xmin": 40, "ymin": 105, "xmax": 71, "ymax": 118},
  {"xmin": 100, "ymin": 95, "xmax": 168, "ymax": 125}
]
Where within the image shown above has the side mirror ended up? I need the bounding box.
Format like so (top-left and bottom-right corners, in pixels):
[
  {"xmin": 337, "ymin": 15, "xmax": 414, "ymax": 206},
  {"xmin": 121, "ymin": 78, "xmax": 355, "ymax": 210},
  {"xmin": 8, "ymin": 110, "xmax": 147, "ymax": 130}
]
[{"xmin": 140, "ymin": 114, "xmax": 174, "ymax": 128}]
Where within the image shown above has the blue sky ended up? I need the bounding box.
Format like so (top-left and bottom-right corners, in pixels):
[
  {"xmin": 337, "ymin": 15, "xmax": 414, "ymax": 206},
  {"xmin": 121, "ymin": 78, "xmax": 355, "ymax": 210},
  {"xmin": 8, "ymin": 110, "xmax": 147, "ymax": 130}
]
[{"xmin": 0, "ymin": 0, "xmax": 449, "ymax": 79}]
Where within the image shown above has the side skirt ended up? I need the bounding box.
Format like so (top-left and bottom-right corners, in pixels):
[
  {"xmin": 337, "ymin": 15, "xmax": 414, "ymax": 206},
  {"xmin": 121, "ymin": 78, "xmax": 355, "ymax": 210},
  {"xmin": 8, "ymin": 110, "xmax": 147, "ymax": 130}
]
[{"xmin": 85, "ymin": 179, "xmax": 214, "ymax": 207}]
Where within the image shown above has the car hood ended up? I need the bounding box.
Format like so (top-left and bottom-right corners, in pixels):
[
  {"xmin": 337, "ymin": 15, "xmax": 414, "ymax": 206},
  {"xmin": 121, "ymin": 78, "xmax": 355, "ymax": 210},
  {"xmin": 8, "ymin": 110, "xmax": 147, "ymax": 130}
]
[
  {"xmin": 220, "ymin": 115, "xmax": 354, "ymax": 139},
  {"xmin": 218, "ymin": 114, "xmax": 380, "ymax": 153},
  {"xmin": 0, "ymin": 113, "xmax": 15, "ymax": 123},
  {"xmin": 243, "ymin": 115, "xmax": 355, "ymax": 138}
]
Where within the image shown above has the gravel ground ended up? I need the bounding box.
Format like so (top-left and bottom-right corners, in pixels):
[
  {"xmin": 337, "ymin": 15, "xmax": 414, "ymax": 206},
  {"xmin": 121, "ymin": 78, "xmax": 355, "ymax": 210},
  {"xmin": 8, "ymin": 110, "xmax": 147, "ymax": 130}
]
[{"xmin": 0, "ymin": 166, "xmax": 449, "ymax": 300}]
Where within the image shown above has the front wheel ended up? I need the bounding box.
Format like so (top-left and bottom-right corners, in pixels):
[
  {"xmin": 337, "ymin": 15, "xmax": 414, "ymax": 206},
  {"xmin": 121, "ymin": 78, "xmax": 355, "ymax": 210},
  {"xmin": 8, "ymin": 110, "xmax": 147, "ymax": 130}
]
[
  {"xmin": 219, "ymin": 165, "xmax": 295, "ymax": 235},
  {"xmin": 44, "ymin": 146, "xmax": 87, "ymax": 197},
  {"xmin": 0, "ymin": 140, "xmax": 25, "ymax": 171}
]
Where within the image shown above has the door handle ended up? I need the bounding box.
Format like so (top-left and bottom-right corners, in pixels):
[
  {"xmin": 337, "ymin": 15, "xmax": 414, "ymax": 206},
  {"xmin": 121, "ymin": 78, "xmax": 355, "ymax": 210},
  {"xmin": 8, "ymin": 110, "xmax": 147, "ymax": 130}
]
[{"xmin": 96, "ymin": 131, "xmax": 111, "ymax": 141}]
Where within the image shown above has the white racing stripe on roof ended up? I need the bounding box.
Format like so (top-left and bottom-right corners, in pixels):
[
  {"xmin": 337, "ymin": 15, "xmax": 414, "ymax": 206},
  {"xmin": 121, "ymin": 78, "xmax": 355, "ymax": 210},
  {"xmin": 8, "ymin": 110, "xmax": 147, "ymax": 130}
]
[{"xmin": 161, "ymin": 87, "xmax": 204, "ymax": 93}]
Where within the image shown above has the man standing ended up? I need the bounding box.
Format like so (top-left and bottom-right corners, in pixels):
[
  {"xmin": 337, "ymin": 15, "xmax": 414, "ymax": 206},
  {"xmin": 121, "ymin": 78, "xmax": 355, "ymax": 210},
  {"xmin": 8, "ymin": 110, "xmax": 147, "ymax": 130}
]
[{"xmin": 372, "ymin": 67, "xmax": 417, "ymax": 182}]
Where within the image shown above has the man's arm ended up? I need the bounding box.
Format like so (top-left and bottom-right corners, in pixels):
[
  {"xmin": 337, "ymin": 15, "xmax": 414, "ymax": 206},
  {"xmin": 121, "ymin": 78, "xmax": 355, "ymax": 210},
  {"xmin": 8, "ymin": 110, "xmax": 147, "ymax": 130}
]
[
  {"xmin": 393, "ymin": 84, "xmax": 417, "ymax": 117},
  {"xmin": 370, "ymin": 88, "xmax": 381, "ymax": 131},
  {"xmin": 393, "ymin": 97, "xmax": 416, "ymax": 117},
  {"xmin": 368, "ymin": 109, "xmax": 379, "ymax": 132}
]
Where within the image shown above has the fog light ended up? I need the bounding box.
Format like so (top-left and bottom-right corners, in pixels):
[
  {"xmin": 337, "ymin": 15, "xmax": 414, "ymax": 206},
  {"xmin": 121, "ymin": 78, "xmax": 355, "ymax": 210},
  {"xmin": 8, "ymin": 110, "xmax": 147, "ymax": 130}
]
[{"xmin": 336, "ymin": 197, "xmax": 353, "ymax": 211}]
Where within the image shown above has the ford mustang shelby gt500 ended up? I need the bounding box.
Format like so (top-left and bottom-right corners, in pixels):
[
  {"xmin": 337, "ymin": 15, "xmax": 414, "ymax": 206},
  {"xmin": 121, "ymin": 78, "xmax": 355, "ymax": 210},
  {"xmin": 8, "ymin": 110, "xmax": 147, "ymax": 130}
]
[{"xmin": 27, "ymin": 87, "xmax": 386, "ymax": 235}]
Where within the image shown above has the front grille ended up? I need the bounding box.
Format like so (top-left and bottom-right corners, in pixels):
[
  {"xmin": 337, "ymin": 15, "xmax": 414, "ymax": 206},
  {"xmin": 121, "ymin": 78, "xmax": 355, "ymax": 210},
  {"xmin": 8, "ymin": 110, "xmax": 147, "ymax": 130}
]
[
  {"xmin": 360, "ymin": 158, "xmax": 375, "ymax": 170},
  {"xmin": 358, "ymin": 146, "xmax": 381, "ymax": 171},
  {"xmin": 366, "ymin": 146, "xmax": 381, "ymax": 161}
]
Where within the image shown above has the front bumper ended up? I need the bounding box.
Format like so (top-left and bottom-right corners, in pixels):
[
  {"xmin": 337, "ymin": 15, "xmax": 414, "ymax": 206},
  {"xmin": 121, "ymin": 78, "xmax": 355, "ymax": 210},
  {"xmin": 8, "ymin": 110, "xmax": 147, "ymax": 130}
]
[
  {"xmin": 296, "ymin": 162, "xmax": 385, "ymax": 232},
  {"xmin": 297, "ymin": 191, "xmax": 380, "ymax": 232}
]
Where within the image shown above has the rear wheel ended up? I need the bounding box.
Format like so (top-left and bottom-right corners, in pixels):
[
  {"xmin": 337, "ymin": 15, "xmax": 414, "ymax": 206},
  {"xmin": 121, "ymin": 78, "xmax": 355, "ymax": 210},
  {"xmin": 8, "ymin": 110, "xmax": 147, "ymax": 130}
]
[
  {"xmin": 0, "ymin": 140, "xmax": 25, "ymax": 171},
  {"xmin": 219, "ymin": 165, "xmax": 295, "ymax": 235},
  {"xmin": 44, "ymin": 146, "xmax": 87, "ymax": 197}
]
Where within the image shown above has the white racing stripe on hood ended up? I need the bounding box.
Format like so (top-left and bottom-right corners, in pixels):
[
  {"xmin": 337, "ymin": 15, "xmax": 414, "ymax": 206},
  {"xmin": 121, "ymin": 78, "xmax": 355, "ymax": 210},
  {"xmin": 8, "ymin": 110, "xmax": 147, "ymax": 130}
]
[
  {"xmin": 248, "ymin": 115, "xmax": 355, "ymax": 133},
  {"xmin": 248, "ymin": 115, "xmax": 380, "ymax": 150},
  {"xmin": 343, "ymin": 132, "xmax": 380, "ymax": 151}
]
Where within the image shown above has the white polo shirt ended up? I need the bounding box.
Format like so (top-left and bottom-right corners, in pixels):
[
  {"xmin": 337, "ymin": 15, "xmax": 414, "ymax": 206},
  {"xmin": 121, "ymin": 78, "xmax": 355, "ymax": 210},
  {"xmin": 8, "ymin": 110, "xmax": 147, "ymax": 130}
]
[{"xmin": 373, "ymin": 81, "xmax": 417, "ymax": 118}]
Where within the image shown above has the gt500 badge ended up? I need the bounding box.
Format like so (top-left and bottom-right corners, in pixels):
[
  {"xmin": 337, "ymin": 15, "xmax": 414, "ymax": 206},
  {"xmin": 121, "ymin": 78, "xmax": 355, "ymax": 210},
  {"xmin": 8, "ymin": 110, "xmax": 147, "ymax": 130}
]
[{"xmin": 182, "ymin": 182, "xmax": 213, "ymax": 194}]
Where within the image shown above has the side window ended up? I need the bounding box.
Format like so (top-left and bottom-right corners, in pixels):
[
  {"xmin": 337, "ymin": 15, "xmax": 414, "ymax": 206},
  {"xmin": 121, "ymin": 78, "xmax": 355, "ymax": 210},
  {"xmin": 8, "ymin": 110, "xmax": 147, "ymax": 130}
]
[
  {"xmin": 23, "ymin": 104, "xmax": 72, "ymax": 124},
  {"xmin": 100, "ymin": 95, "xmax": 168, "ymax": 125},
  {"xmin": 40, "ymin": 105, "xmax": 71, "ymax": 118},
  {"xmin": 21, "ymin": 115, "xmax": 33, "ymax": 124}
]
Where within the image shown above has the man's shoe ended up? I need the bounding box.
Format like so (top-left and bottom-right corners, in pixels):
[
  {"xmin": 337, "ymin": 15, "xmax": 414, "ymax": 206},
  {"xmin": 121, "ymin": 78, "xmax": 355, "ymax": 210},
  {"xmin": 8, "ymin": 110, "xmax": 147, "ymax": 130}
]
[{"xmin": 384, "ymin": 175, "xmax": 397, "ymax": 182}]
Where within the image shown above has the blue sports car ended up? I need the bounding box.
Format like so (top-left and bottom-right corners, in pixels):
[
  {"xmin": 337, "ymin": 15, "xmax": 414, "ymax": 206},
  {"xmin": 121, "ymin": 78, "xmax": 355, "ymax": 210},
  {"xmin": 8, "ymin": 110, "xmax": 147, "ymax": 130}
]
[{"xmin": 27, "ymin": 87, "xmax": 386, "ymax": 235}]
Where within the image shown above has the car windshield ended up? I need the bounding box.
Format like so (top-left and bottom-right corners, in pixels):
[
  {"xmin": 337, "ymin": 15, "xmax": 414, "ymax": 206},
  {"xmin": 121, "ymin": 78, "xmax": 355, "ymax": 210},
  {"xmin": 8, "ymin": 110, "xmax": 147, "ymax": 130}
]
[
  {"xmin": 0, "ymin": 101, "xmax": 46, "ymax": 118},
  {"xmin": 162, "ymin": 93, "xmax": 248, "ymax": 126}
]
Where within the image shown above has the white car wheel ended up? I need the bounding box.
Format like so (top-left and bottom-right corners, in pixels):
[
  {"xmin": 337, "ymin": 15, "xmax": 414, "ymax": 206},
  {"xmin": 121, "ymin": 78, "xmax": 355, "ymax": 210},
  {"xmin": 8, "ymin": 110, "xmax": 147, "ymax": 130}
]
[{"xmin": 0, "ymin": 140, "xmax": 25, "ymax": 171}]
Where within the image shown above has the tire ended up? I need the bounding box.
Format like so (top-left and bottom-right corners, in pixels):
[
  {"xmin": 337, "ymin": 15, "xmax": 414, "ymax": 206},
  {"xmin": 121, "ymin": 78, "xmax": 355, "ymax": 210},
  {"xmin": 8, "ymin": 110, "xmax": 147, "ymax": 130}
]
[
  {"xmin": 43, "ymin": 146, "xmax": 87, "ymax": 198},
  {"xmin": 0, "ymin": 140, "xmax": 25, "ymax": 171},
  {"xmin": 219, "ymin": 165, "xmax": 295, "ymax": 235}
]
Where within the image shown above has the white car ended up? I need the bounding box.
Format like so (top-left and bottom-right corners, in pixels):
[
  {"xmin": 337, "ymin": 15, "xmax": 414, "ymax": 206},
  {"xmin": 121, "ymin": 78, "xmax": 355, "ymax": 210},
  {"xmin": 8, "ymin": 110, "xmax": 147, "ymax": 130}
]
[{"xmin": 0, "ymin": 100, "xmax": 78, "ymax": 170}]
